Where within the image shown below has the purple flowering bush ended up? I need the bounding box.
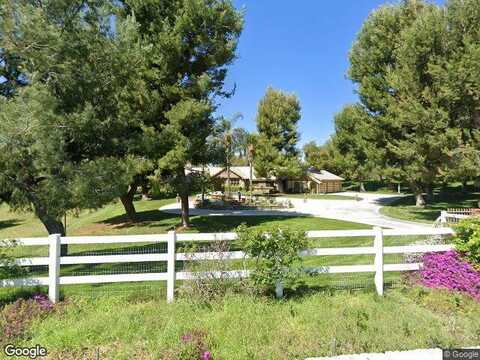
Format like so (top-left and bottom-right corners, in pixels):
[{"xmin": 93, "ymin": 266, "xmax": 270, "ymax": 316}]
[
  {"xmin": 420, "ymin": 251, "xmax": 480, "ymax": 302},
  {"xmin": 164, "ymin": 329, "xmax": 212, "ymax": 360},
  {"xmin": 0, "ymin": 294, "xmax": 55, "ymax": 345}
]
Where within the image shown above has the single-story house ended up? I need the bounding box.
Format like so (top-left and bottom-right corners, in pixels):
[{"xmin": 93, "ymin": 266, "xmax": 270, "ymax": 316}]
[
  {"xmin": 187, "ymin": 166, "xmax": 276, "ymax": 193},
  {"xmin": 307, "ymin": 168, "xmax": 344, "ymax": 193},
  {"xmin": 278, "ymin": 169, "xmax": 344, "ymax": 194},
  {"xmin": 187, "ymin": 166, "xmax": 343, "ymax": 194}
]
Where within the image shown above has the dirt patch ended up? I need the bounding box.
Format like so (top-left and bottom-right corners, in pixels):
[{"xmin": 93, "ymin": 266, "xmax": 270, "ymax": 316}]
[{"xmin": 72, "ymin": 222, "xmax": 116, "ymax": 236}]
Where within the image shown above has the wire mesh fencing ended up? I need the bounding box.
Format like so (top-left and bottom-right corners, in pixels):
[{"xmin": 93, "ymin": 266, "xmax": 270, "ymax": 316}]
[{"xmin": 2, "ymin": 229, "xmax": 454, "ymax": 301}]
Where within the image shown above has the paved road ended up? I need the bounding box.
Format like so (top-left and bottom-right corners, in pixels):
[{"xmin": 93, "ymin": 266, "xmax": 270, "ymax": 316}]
[{"xmin": 159, "ymin": 192, "xmax": 431, "ymax": 230}]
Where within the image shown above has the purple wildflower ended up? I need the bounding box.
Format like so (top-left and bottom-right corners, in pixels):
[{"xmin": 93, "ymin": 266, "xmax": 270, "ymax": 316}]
[
  {"xmin": 420, "ymin": 250, "xmax": 480, "ymax": 302},
  {"xmin": 0, "ymin": 294, "xmax": 55, "ymax": 344},
  {"xmin": 181, "ymin": 334, "xmax": 193, "ymax": 343}
]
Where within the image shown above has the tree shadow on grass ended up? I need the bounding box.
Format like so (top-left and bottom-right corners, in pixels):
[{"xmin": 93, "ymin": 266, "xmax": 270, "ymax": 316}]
[
  {"xmin": 286, "ymin": 283, "xmax": 376, "ymax": 300},
  {"xmin": 188, "ymin": 214, "xmax": 308, "ymax": 233},
  {"xmin": 100, "ymin": 207, "xmax": 307, "ymax": 233},
  {"xmin": 100, "ymin": 209, "xmax": 179, "ymax": 230},
  {"xmin": 0, "ymin": 286, "xmax": 46, "ymax": 308},
  {"xmin": 0, "ymin": 219, "xmax": 22, "ymax": 231},
  {"xmin": 386, "ymin": 192, "xmax": 480, "ymax": 222}
]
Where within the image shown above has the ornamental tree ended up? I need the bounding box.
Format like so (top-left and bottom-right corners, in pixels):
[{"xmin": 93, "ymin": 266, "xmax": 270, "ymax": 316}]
[
  {"xmin": 0, "ymin": 1, "xmax": 143, "ymax": 241},
  {"xmin": 348, "ymin": 0, "xmax": 460, "ymax": 206},
  {"xmin": 0, "ymin": 85, "xmax": 135, "ymax": 239},
  {"xmin": 254, "ymin": 87, "xmax": 304, "ymax": 179},
  {"xmin": 122, "ymin": 0, "xmax": 244, "ymax": 227}
]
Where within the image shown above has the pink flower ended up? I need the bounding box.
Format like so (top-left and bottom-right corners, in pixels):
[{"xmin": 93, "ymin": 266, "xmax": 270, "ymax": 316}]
[
  {"xmin": 420, "ymin": 251, "xmax": 480, "ymax": 302},
  {"xmin": 202, "ymin": 351, "xmax": 212, "ymax": 360}
]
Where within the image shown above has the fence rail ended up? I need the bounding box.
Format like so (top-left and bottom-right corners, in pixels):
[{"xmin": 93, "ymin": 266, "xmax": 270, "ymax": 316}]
[
  {"xmin": 0, "ymin": 227, "xmax": 455, "ymax": 302},
  {"xmin": 437, "ymin": 209, "xmax": 480, "ymax": 225}
]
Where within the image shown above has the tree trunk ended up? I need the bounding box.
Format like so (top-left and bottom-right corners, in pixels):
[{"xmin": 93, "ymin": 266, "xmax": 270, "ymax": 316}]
[
  {"xmin": 425, "ymin": 184, "xmax": 434, "ymax": 202},
  {"xmin": 120, "ymin": 183, "xmax": 138, "ymax": 222},
  {"xmin": 226, "ymin": 163, "xmax": 231, "ymax": 199},
  {"xmin": 201, "ymin": 164, "xmax": 205, "ymax": 204},
  {"xmin": 359, "ymin": 181, "xmax": 366, "ymax": 192},
  {"xmin": 415, "ymin": 192, "xmax": 426, "ymax": 207},
  {"xmin": 180, "ymin": 194, "xmax": 190, "ymax": 228},
  {"xmin": 35, "ymin": 208, "xmax": 67, "ymax": 256},
  {"xmin": 397, "ymin": 183, "xmax": 401, "ymax": 194}
]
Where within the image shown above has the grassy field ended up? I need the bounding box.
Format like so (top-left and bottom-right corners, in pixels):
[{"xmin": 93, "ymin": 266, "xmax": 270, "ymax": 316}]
[
  {"xmin": 0, "ymin": 198, "xmax": 369, "ymax": 239},
  {"xmin": 0, "ymin": 196, "xmax": 443, "ymax": 300},
  {"xmin": 380, "ymin": 191, "xmax": 480, "ymax": 223},
  {"xmin": 2, "ymin": 197, "xmax": 473, "ymax": 359},
  {"xmin": 1, "ymin": 197, "xmax": 378, "ymax": 293},
  {"xmin": 10, "ymin": 287, "xmax": 479, "ymax": 360}
]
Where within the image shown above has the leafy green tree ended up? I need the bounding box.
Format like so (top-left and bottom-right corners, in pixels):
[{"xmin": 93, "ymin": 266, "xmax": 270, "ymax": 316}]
[
  {"xmin": 156, "ymin": 99, "xmax": 215, "ymax": 227},
  {"xmin": 330, "ymin": 104, "xmax": 377, "ymax": 192},
  {"xmin": 431, "ymin": 0, "xmax": 480, "ymax": 191},
  {"xmin": 0, "ymin": 85, "xmax": 134, "ymax": 238},
  {"xmin": 348, "ymin": 0, "xmax": 461, "ymax": 206},
  {"xmin": 0, "ymin": 0, "xmax": 144, "ymax": 241},
  {"xmin": 232, "ymin": 127, "xmax": 251, "ymax": 161},
  {"xmin": 123, "ymin": 0, "xmax": 244, "ymax": 227},
  {"xmin": 254, "ymin": 87, "xmax": 303, "ymax": 179},
  {"xmin": 303, "ymin": 140, "xmax": 341, "ymax": 174}
]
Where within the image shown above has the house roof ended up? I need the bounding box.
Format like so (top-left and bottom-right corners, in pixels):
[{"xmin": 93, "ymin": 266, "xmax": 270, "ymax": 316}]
[
  {"xmin": 187, "ymin": 166, "xmax": 343, "ymax": 182},
  {"xmin": 308, "ymin": 168, "xmax": 344, "ymax": 182},
  {"xmin": 186, "ymin": 166, "xmax": 221, "ymax": 177},
  {"xmin": 187, "ymin": 166, "xmax": 271, "ymax": 181}
]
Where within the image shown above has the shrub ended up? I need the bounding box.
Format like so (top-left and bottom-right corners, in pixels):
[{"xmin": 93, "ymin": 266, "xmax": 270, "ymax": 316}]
[
  {"xmin": 453, "ymin": 217, "xmax": 480, "ymax": 266},
  {"xmin": 0, "ymin": 239, "xmax": 26, "ymax": 280},
  {"xmin": 420, "ymin": 251, "xmax": 480, "ymax": 302},
  {"xmin": 0, "ymin": 294, "xmax": 55, "ymax": 345},
  {"xmin": 236, "ymin": 225, "xmax": 308, "ymax": 295},
  {"xmin": 179, "ymin": 241, "xmax": 250, "ymax": 303}
]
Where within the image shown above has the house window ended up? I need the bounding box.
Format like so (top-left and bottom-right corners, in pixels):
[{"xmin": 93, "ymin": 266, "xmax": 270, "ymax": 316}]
[{"xmin": 229, "ymin": 179, "xmax": 240, "ymax": 185}]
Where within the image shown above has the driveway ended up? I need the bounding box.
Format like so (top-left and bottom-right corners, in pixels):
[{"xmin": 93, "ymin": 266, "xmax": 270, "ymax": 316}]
[{"xmin": 159, "ymin": 192, "xmax": 430, "ymax": 230}]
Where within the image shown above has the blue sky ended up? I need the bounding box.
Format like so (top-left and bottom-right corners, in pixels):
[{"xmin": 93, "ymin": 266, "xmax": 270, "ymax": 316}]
[{"xmin": 216, "ymin": 0, "xmax": 441, "ymax": 147}]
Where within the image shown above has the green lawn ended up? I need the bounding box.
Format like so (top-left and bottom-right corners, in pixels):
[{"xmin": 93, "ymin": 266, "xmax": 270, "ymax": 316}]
[
  {"xmin": 280, "ymin": 193, "xmax": 360, "ymax": 200},
  {"xmin": 9, "ymin": 287, "xmax": 479, "ymax": 360},
  {"xmin": 380, "ymin": 192, "xmax": 480, "ymax": 223},
  {"xmin": 1, "ymin": 197, "xmax": 441, "ymax": 310},
  {"xmin": 0, "ymin": 198, "xmax": 370, "ymax": 240}
]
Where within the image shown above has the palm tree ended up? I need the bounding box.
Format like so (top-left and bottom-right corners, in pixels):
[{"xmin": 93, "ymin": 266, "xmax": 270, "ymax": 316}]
[{"xmin": 214, "ymin": 113, "xmax": 244, "ymax": 198}]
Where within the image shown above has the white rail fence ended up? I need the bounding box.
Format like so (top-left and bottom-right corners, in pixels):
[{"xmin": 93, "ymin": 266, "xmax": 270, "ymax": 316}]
[
  {"xmin": 0, "ymin": 227, "xmax": 455, "ymax": 303},
  {"xmin": 436, "ymin": 208, "xmax": 480, "ymax": 226}
]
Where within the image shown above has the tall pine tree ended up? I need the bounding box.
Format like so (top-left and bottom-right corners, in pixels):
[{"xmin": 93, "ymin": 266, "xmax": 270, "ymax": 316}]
[{"xmin": 254, "ymin": 87, "xmax": 303, "ymax": 179}]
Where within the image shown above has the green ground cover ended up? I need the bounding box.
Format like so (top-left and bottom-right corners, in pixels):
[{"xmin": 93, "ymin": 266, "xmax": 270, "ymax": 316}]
[
  {"xmin": 2, "ymin": 233, "xmax": 439, "ymax": 302},
  {"xmin": 380, "ymin": 191, "xmax": 480, "ymax": 223},
  {"xmin": 9, "ymin": 287, "xmax": 479, "ymax": 360},
  {"xmin": 0, "ymin": 198, "xmax": 369, "ymax": 240},
  {"xmin": 1, "ymin": 197, "xmax": 380, "ymax": 294}
]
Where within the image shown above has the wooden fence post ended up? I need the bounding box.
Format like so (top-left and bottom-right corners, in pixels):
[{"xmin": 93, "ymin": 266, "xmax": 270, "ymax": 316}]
[
  {"xmin": 167, "ymin": 229, "xmax": 177, "ymax": 303},
  {"xmin": 373, "ymin": 227, "xmax": 384, "ymax": 296},
  {"xmin": 48, "ymin": 234, "xmax": 61, "ymax": 303}
]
